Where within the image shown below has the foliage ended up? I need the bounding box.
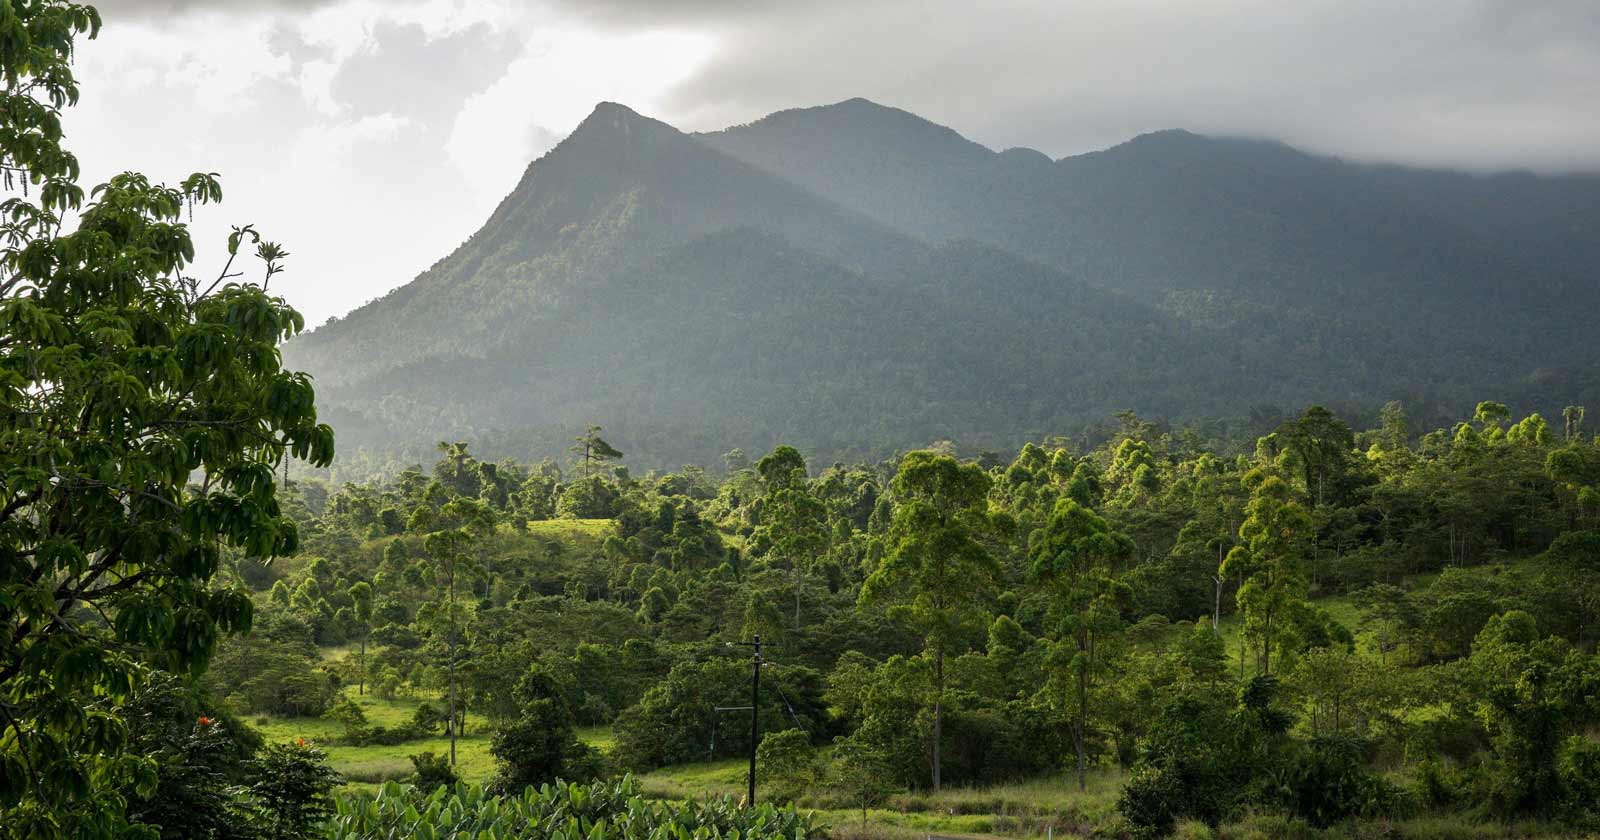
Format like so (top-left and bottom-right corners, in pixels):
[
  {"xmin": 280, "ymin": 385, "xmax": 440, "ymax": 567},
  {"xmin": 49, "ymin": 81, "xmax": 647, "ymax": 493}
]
[
  {"xmin": 612, "ymin": 658, "xmax": 826, "ymax": 771},
  {"xmin": 327, "ymin": 776, "xmax": 825, "ymax": 840},
  {"xmin": 0, "ymin": 2, "xmax": 332, "ymax": 837},
  {"xmin": 406, "ymin": 751, "xmax": 459, "ymax": 794},
  {"xmin": 244, "ymin": 742, "xmax": 341, "ymax": 840},
  {"xmin": 226, "ymin": 401, "xmax": 1600, "ymax": 832},
  {"xmin": 860, "ymin": 451, "xmax": 998, "ymax": 791},
  {"xmin": 489, "ymin": 667, "xmax": 603, "ymax": 793},
  {"xmin": 756, "ymin": 728, "xmax": 819, "ymax": 800}
]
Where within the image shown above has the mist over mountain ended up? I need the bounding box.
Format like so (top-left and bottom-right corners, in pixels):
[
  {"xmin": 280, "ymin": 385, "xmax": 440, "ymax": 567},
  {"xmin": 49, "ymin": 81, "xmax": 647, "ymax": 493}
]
[{"xmin": 285, "ymin": 99, "xmax": 1600, "ymax": 471}]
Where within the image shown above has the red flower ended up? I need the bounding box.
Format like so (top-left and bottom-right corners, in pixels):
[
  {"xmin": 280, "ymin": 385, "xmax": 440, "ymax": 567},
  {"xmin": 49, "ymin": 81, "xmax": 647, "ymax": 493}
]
[
  {"xmin": 197, "ymin": 716, "xmax": 212, "ymax": 726},
  {"xmin": 296, "ymin": 737, "xmax": 307, "ymax": 747}
]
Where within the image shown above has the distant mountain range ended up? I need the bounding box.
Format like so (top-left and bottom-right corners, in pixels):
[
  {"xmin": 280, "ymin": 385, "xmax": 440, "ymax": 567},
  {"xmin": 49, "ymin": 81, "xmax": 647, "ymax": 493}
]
[{"xmin": 284, "ymin": 98, "xmax": 1600, "ymax": 470}]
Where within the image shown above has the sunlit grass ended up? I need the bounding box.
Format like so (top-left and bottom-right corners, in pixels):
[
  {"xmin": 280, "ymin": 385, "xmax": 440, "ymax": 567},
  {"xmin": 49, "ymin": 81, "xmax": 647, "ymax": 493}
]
[
  {"xmin": 637, "ymin": 760, "xmax": 1125, "ymax": 839},
  {"xmin": 523, "ymin": 518, "xmax": 614, "ymax": 540},
  {"xmin": 249, "ymin": 689, "xmax": 617, "ymax": 786}
]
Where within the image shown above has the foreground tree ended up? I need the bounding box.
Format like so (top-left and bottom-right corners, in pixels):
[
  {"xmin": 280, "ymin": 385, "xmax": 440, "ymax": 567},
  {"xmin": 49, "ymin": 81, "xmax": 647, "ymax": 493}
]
[
  {"xmin": 1220, "ymin": 473, "xmax": 1312, "ymax": 675},
  {"xmin": 860, "ymin": 451, "xmax": 997, "ymax": 792},
  {"xmin": 1030, "ymin": 499, "xmax": 1134, "ymax": 790},
  {"xmin": 0, "ymin": 5, "xmax": 333, "ymax": 836}
]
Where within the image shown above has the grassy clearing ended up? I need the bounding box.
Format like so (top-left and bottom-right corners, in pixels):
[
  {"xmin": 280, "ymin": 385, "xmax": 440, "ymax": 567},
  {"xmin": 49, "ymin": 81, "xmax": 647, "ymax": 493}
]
[
  {"xmin": 636, "ymin": 760, "xmax": 1124, "ymax": 839},
  {"xmin": 523, "ymin": 518, "xmax": 613, "ymax": 542},
  {"xmin": 634, "ymin": 759, "xmax": 1584, "ymax": 840},
  {"xmin": 251, "ymin": 690, "xmax": 616, "ymax": 786}
]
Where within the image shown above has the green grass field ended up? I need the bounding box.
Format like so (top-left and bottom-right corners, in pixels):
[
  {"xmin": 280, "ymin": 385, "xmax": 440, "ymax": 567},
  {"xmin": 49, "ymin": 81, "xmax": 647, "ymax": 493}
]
[
  {"xmin": 523, "ymin": 518, "xmax": 613, "ymax": 542},
  {"xmin": 254, "ymin": 691, "xmax": 571, "ymax": 785},
  {"xmin": 635, "ymin": 758, "xmax": 1125, "ymax": 840}
]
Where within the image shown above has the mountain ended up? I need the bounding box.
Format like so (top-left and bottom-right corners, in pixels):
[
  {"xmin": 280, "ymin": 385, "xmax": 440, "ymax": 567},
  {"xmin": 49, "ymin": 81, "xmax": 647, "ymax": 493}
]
[{"xmin": 285, "ymin": 99, "xmax": 1600, "ymax": 470}]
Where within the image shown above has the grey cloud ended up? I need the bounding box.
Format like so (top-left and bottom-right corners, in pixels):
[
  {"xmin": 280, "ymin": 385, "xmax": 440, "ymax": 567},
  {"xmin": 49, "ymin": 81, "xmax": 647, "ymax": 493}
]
[
  {"xmin": 329, "ymin": 22, "xmax": 521, "ymax": 125},
  {"xmin": 630, "ymin": 0, "xmax": 1600, "ymax": 174},
  {"xmin": 84, "ymin": 0, "xmax": 1600, "ymax": 172},
  {"xmin": 92, "ymin": 0, "xmax": 337, "ymax": 13}
]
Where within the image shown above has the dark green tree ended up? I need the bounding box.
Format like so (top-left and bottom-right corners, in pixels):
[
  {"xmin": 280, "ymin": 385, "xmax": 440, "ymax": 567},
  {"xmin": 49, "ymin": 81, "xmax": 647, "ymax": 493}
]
[
  {"xmin": 571, "ymin": 425, "xmax": 623, "ymax": 479},
  {"xmin": 0, "ymin": 3, "xmax": 332, "ymax": 837}
]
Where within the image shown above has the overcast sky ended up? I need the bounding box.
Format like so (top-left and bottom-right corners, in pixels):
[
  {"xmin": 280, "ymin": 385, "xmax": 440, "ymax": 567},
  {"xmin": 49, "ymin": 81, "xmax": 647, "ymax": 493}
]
[{"xmin": 77, "ymin": 0, "xmax": 1600, "ymax": 326}]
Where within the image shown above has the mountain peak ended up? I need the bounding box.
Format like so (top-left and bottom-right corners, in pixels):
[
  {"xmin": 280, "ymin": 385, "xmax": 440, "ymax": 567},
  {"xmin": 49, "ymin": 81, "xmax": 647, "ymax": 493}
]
[
  {"xmin": 569, "ymin": 100, "xmax": 662, "ymax": 136},
  {"xmin": 702, "ymin": 96, "xmax": 993, "ymax": 167}
]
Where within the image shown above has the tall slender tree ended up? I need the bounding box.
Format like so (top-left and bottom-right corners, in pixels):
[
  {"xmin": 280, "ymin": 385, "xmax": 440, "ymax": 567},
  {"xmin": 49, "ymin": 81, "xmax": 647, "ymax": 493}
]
[
  {"xmin": 1030, "ymin": 499, "xmax": 1134, "ymax": 790},
  {"xmin": 860, "ymin": 451, "xmax": 997, "ymax": 792},
  {"xmin": 1219, "ymin": 472, "xmax": 1312, "ymax": 675},
  {"xmin": 754, "ymin": 446, "xmax": 828, "ymax": 629},
  {"xmin": 348, "ymin": 581, "xmax": 373, "ymax": 695}
]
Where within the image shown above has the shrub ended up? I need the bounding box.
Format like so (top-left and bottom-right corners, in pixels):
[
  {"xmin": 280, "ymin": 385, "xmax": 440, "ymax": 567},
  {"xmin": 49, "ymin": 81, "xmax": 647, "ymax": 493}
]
[
  {"xmin": 246, "ymin": 741, "xmax": 342, "ymax": 840},
  {"xmin": 324, "ymin": 698, "xmax": 369, "ymax": 743},
  {"xmin": 1274, "ymin": 735, "xmax": 1404, "ymax": 827},
  {"xmin": 406, "ymin": 751, "xmax": 459, "ymax": 794},
  {"xmin": 758, "ymin": 728, "xmax": 820, "ymax": 801},
  {"xmin": 490, "ymin": 666, "xmax": 604, "ymax": 793}
]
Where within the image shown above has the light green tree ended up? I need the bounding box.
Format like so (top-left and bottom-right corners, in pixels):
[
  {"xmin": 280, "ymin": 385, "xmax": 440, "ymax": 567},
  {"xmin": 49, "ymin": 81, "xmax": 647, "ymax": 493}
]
[
  {"xmin": 1029, "ymin": 499, "xmax": 1134, "ymax": 789},
  {"xmin": 860, "ymin": 451, "xmax": 997, "ymax": 792},
  {"xmin": 1219, "ymin": 473, "xmax": 1312, "ymax": 676},
  {"xmin": 348, "ymin": 581, "xmax": 374, "ymax": 695},
  {"xmin": 418, "ymin": 497, "xmax": 495, "ymax": 764}
]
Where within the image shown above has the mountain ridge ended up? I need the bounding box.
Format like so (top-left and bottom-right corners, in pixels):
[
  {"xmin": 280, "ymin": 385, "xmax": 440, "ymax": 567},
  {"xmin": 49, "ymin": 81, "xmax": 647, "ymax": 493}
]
[{"xmin": 286, "ymin": 98, "xmax": 1600, "ymax": 470}]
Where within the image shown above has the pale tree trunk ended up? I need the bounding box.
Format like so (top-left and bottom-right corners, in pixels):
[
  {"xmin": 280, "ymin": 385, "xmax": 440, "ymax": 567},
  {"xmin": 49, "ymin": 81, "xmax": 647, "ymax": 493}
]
[
  {"xmin": 448, "ymin": 562, "xmax": 458, "ymax": 765},
  {"xmin": 1261, "ymin": 610, "xmax": 1272, "ymax": 676},
  {"xmin": 1212, "ymin": 575, "xmax": 1223, "ymax": 634},
  {"xmin": 932, "ymin": 644, "xmax": 943, "ymax": 793},
  {"xmin": 1075, "ymin": 639, "xmax": 1089, "ymax": 791}
]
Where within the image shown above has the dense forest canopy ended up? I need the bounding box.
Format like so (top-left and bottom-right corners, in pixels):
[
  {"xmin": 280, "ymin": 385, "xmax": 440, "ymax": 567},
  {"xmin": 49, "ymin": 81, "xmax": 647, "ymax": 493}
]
[{"xmin": 217, "ymin": 399, "xmax": 1600, "ymax": 837}]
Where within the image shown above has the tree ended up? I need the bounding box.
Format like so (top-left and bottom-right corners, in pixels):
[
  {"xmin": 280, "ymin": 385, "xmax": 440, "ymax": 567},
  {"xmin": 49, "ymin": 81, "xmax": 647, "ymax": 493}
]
[
  {"xmin": 757, "ymin": 728, "xmax": 820, "ymax": 801},
  {"xmin": 860, "ymin": 451, "xmax": 998, "ymax": 792},
  {"xmin": 1030, "ymin": 499, "xmax": 1134, "ymax": 789},
  {"xmin": 827, "ymin": 736, "xmax": 895, "ymax": 826},
  {"xmin": 489, "ymin": 667, "xmax": 601, "ymax": 793},
  {"xmin": 418, "ymin": 497, "xmax": 495, "ymax": 765},
  {"xmin": 245, "ymin": 742, "xmax": 341, "ymax": 840},
  {"xmin": 0, "ymin": 3, "xmax": 334, "ymax": 836},
  {"xmin": 571, "ymin": 425, "xmax": 623, "ymax": 479},
  {"xmin": 1276, "ymin": 406, "xmax": 1356, "ymax": 507},
  {"xmin": 1220, "ymin": 474, "xmax": 1311, "ymax": 676},
  {"xmin": 347, "ymin": 581, "xmax": 373, "ymax": 695},
  {"xmin": 753, "ymin": 446, "xmax": 828, "ymax": 629}
]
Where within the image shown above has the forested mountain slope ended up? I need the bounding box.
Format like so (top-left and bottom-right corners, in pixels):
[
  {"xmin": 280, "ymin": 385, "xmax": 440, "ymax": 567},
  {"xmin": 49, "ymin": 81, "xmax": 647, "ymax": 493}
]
[{"xmin": 286, "ymin": 99, "xmax": 1600, "ymax": 470}]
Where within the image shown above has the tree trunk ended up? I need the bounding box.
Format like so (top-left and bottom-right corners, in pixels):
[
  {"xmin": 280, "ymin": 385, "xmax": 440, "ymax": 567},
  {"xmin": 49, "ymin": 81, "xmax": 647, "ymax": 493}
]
[
  {"xmin": 1261, "ymin": 611, "xmax": 1272, "ymax": 676},
  {"xmin": 932, "ymin": 644, "xmax": 943, "ymax": 793},
  {"xmin": 1238, "ymin": 616, "xmax": 1246, "ymax": 679},
  {"xmin": 1075, "ymin": 653, "xmax": 1088, "ymax": 791},
  {"xmin": 448, "ymin": 563, "xmax": 458, "ymax": 766},
  {"xmin": 358, "ymin": 635, "xmax": 366, "ymax": 696},
  {"xmin": 1212, "ymin": 575, "xmax": 1223, "ymax": 634}
]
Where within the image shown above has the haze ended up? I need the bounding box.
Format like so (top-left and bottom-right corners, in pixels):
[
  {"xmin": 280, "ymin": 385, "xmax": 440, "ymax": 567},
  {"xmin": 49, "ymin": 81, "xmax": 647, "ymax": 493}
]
[{"xmin": 80, "ymin": 0, "xmax": 1600, "ymax": 327}]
